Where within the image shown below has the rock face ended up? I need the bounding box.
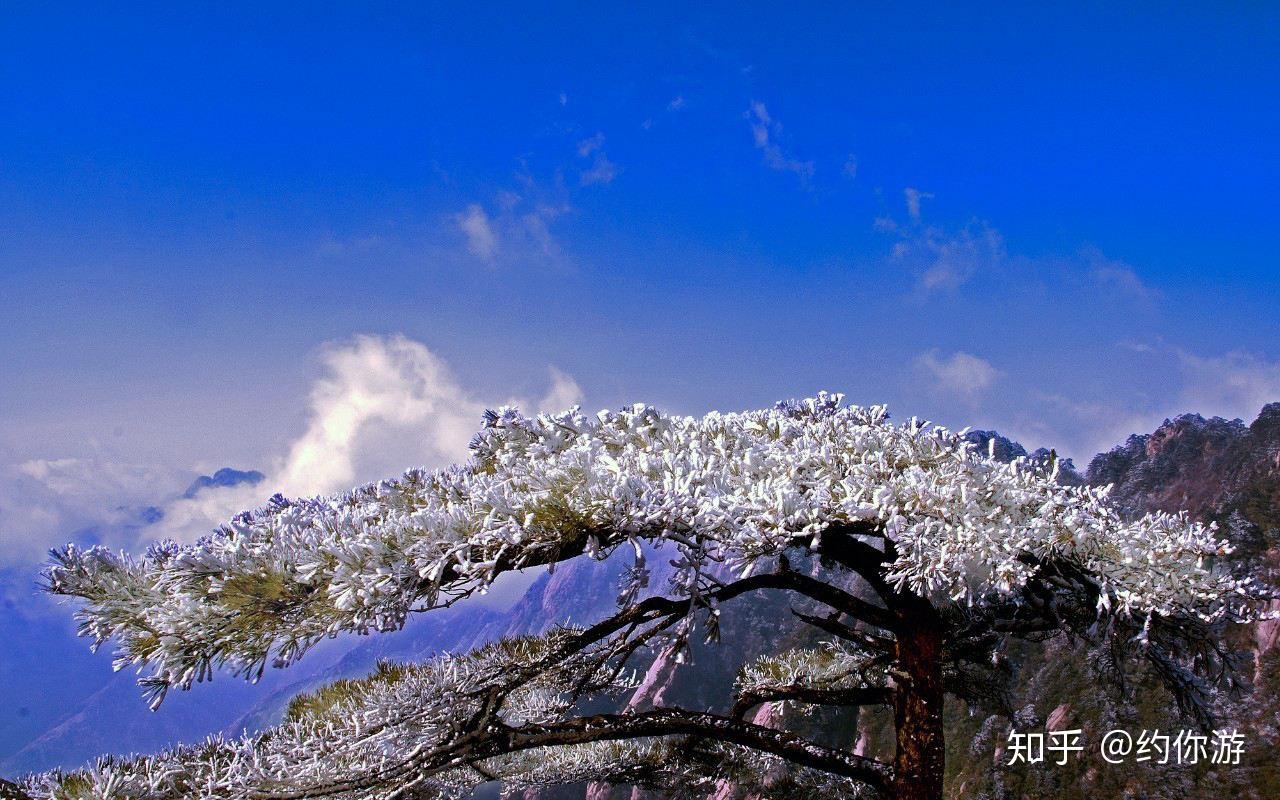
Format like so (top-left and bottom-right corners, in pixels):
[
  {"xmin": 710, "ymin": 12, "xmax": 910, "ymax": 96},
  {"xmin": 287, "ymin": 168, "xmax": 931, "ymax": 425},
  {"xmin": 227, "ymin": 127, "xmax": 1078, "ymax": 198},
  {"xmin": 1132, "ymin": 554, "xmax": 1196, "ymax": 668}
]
[{"xmin": 1086, "ymin": 407, "xmax": 1280, "ymax": 521}]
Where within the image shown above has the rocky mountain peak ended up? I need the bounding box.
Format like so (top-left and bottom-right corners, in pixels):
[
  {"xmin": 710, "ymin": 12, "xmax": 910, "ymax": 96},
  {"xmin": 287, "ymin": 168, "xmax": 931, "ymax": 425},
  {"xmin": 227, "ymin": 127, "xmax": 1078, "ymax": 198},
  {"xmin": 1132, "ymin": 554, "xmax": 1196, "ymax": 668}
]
[
  {"xmin": 1086, "ymin": 405, "xmax": 1280, "ymax": 519},
  {"xmin": 962, "ymin": 430, "xmax": 1084, "ymax": 485},
  {"xmin": 182, "ymin": 467, "xmax": 265, "ymax": 499},
  {"xmin": 1251, "ymin": 402, "xmax": 1280, "ymax": 445}
]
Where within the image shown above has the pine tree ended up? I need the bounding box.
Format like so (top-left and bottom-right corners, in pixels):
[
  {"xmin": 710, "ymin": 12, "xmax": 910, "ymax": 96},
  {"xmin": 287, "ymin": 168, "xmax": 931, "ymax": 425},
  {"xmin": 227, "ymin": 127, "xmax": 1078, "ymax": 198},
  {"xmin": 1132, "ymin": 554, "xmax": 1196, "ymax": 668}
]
[{"xmin": 17, "ymin": 395, "xmax": 1270, "ymax": 800}]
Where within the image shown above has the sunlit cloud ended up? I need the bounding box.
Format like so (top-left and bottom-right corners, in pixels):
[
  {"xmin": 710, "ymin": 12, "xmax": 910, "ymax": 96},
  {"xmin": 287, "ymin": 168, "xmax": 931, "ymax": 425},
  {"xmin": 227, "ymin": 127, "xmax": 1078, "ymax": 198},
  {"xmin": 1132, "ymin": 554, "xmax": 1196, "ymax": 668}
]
[
  {"xmin": 2, "ymin": 336, "xmax": 584, "ymax": 554},
  {"xmin": 914, "ymin": 350, "xmax": 1001, "ymax": 402}
]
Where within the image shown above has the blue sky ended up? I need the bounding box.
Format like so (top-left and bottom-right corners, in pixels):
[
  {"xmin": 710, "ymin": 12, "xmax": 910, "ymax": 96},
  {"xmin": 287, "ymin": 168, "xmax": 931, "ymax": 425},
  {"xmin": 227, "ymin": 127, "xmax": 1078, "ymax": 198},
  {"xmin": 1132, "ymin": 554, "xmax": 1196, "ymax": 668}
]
[{"xmin": 2, "ymin": 3, "xmax": 1279, "ymax": 568}]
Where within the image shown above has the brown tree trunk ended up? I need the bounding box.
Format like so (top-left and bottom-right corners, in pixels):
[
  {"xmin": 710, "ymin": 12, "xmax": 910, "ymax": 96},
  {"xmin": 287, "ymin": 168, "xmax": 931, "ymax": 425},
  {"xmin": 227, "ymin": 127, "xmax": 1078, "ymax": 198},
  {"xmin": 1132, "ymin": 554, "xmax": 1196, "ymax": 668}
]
[{"xmin": 890, "ymin": 601, "xmax": 945, "ymax": 800}]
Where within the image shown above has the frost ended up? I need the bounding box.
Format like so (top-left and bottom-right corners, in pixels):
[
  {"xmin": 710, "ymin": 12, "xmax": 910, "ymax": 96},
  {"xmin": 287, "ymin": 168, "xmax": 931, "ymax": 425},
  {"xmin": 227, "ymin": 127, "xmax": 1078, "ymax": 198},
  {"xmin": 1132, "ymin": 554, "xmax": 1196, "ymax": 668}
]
[
  {"xmin": 45, "ymin": 394, "xmax": 1262, "ymax": 699},
  {"xmin": 30, "ymin": 394, "xmax": 1271, "ymax": 799}
]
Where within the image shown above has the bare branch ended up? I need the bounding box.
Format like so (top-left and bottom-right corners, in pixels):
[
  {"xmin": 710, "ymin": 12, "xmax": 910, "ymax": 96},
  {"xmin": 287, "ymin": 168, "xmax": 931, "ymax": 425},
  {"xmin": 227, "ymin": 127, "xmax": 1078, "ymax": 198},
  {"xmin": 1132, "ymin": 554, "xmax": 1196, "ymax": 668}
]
[{"xmin": 731, "ymin": 685, "xmax": 892, "ymax": 720}]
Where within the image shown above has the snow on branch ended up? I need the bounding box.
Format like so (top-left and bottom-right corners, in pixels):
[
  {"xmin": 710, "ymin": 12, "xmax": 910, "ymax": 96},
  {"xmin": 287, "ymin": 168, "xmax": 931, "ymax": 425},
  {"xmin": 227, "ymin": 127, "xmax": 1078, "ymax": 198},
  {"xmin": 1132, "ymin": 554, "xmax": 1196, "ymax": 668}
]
[
  {"xmin": 18, "ymin": 619, "xmax": 891, "ymax": 800},
  {"xmin": 736, "ymin": 642, "xmax": 887, "ymax": 700},
  {"xmin": 19, "ymin": 626, "xmax": 641, "ymax": 800},
  {"xmin": 44, "ymin": 394, "xmax": 1268, "ymax": 705},
  {"xmin": 732, "ymin": 642, "xmax": 892, "ymax": 719},
  {"xmin": 482, "ymin": 739, "xmax": 879, "ymax": 799}
]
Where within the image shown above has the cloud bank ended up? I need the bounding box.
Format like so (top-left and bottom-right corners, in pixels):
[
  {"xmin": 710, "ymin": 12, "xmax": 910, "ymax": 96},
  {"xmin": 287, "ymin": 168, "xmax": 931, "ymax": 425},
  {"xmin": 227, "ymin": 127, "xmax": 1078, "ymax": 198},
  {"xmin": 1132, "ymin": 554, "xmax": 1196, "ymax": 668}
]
[
  {"xmin": 915, "ymin": 350, "xmax": 1001, "ymax": 402},
  {"xmin": 156, "ymin": 335, "xmax": 582, "ymax": 543},
  {"xmin": 2, "ymin": 336, "xmax": 583, "ymax": 558}
]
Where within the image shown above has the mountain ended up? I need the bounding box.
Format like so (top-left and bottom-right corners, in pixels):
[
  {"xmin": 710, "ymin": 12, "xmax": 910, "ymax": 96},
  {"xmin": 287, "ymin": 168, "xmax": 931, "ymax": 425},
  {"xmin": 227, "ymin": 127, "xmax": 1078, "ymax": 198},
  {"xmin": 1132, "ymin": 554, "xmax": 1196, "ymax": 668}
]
[
  {"xmin": 0, "ymin": 466, "xmax": 270, "ymax": 774},
  {"xmin": 182, "ymin": 467, "xmax": 265, "ymax": 499},
  {"xmin": 226, "ymin": 546, "xmax": 665, "ymax": 737},
  {"xmin": 0, "ymin": 623, "xmax": 366, "ymax": 775},
  {"xmin": 963, "ymin": 429, "xmax": 1085, "ymax": 485},
  {"xmin": 1087, "ymin": 403, "xmax": 1280, "ymax": 528},
  {"xmin": 0, "ymin": 596, "xmax": 111, "ymax": 771}
]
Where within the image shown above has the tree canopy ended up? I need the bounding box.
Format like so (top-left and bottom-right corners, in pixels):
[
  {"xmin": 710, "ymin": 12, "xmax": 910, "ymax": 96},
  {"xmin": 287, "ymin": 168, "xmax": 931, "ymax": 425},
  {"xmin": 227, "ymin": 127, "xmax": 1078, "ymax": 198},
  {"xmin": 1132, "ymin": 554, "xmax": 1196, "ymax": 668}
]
[{"xmin": 19, "ymin": 394, "xmax": 1270, "ymax": 800}]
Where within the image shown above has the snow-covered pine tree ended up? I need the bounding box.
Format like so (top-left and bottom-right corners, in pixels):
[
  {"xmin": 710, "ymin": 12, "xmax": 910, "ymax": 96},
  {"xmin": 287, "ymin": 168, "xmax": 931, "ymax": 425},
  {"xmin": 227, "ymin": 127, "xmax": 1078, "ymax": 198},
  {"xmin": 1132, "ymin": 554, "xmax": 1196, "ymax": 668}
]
[{"xmin": 18, "ymin": 394, "xmax": 1271, "ymax": 800}]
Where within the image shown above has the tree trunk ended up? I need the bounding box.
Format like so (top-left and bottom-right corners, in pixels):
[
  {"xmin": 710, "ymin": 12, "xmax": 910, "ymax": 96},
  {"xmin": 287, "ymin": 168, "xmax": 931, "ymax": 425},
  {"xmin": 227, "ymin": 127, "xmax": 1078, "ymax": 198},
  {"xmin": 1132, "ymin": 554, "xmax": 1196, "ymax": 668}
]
[
  {"xmin": 0, "ymin": 778, "xmax": 32, "ymax": 800},
  {"xmin": 890, "ymin": 602, "xmax": 945, "ymax": 800}
]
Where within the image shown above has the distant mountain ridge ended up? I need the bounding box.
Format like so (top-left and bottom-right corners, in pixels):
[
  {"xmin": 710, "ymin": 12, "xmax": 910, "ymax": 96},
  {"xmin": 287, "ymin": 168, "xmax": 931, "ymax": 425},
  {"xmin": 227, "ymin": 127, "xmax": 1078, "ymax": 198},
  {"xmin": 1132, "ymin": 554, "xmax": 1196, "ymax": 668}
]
[
  {"xmin": 0, "ymin": 466, "xmax": 268, "ymax": 775},
  {"xmin": 182, "ymin": 467, "xmax": 265, "ymax": 499}
]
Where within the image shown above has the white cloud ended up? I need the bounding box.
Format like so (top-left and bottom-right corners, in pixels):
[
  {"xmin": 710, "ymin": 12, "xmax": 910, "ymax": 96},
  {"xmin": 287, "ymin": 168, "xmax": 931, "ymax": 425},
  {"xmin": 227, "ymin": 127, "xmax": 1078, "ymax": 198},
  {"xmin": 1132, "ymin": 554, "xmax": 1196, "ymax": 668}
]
[
  {"xmin": 147, "ymin": 481, "xmax": 267, "ymax": 545},
  {"xmin": 915, "ymin": 350, "xmax": 1001, "ymax": 401},
  {"xmin": 747, "ymin": 101, "xmax": 771, "ymax": 148},
  {"xmin": 456, "ymin": 204, "xmax": 498, "ymax": 262},
  {"xmin": 540, "ymin": 367, "xmax": 584, "ymax": 413},
  {"xmin": 903, "ymin": 187, "xmax": 934, "ymax": 222},
  {"xmin": 843, "ymin": 155, "xmax": 858, "ymax": 179},
  {"xmin": 580, "ymin": 155, "xmax": 618, "ymax": 186},
  {"xmin": 2, "ymin": 336, "xmax": 585, "ymax": 553},
  {"xmin": 577, "ymin": 133, "xmax": 605, "ymax": 158},
  {"xmin": 520, "ymin": 203, "xmax": 570, "ymax": 256},
  {"xmin": 879, "ymin": 203, "xmax": 1159, "ymax": 305},
  {"xmin": 1025, "ymin": 346, "xmax": 1280, "ymax": 463},
  {"xmin": 271, "ymin": 335, "xmax": 581, "ymax": 500},
  {"xmin": 576, "ymin": 134, "xmax": 619, "ymax": 186},
  {"xmin": 1174, "ymin": 349, "xmax": 1280, "ymax": 424},
  {"xmin": 0, "ymin": 455, "xmax": 178, "ymax": 561},
  {"xmin": 274, "ymin": 335, "xmax": 476, "ymax": 496},
  {"xmin": 745, "ymin": 101, "xmax": 815, "ymax": 184},
  {"xmin": 1082, "ymin": 247, "xmax": 1160, "ymax": 305},
  {"xmin": 453, "ymin": 191, "xmax": 570, "ymax": 266},
  {"xmin": 876, "ymin": 189, "xmax": 1005, "ymax": 293},
  {"xmin": 153, "ymin": 336, "xmax": 583, "ymax": 542},
  {"xmin": 1026, "ymin": 392, "xmax": 1132, "ymax": 461},
  {"xmin": 889, "ymin": 219, "xmax": 1005, "ymax": 293},
  {"xmin": 667, "ymin": 95, "xmax": 685, "ymax": 111}
]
